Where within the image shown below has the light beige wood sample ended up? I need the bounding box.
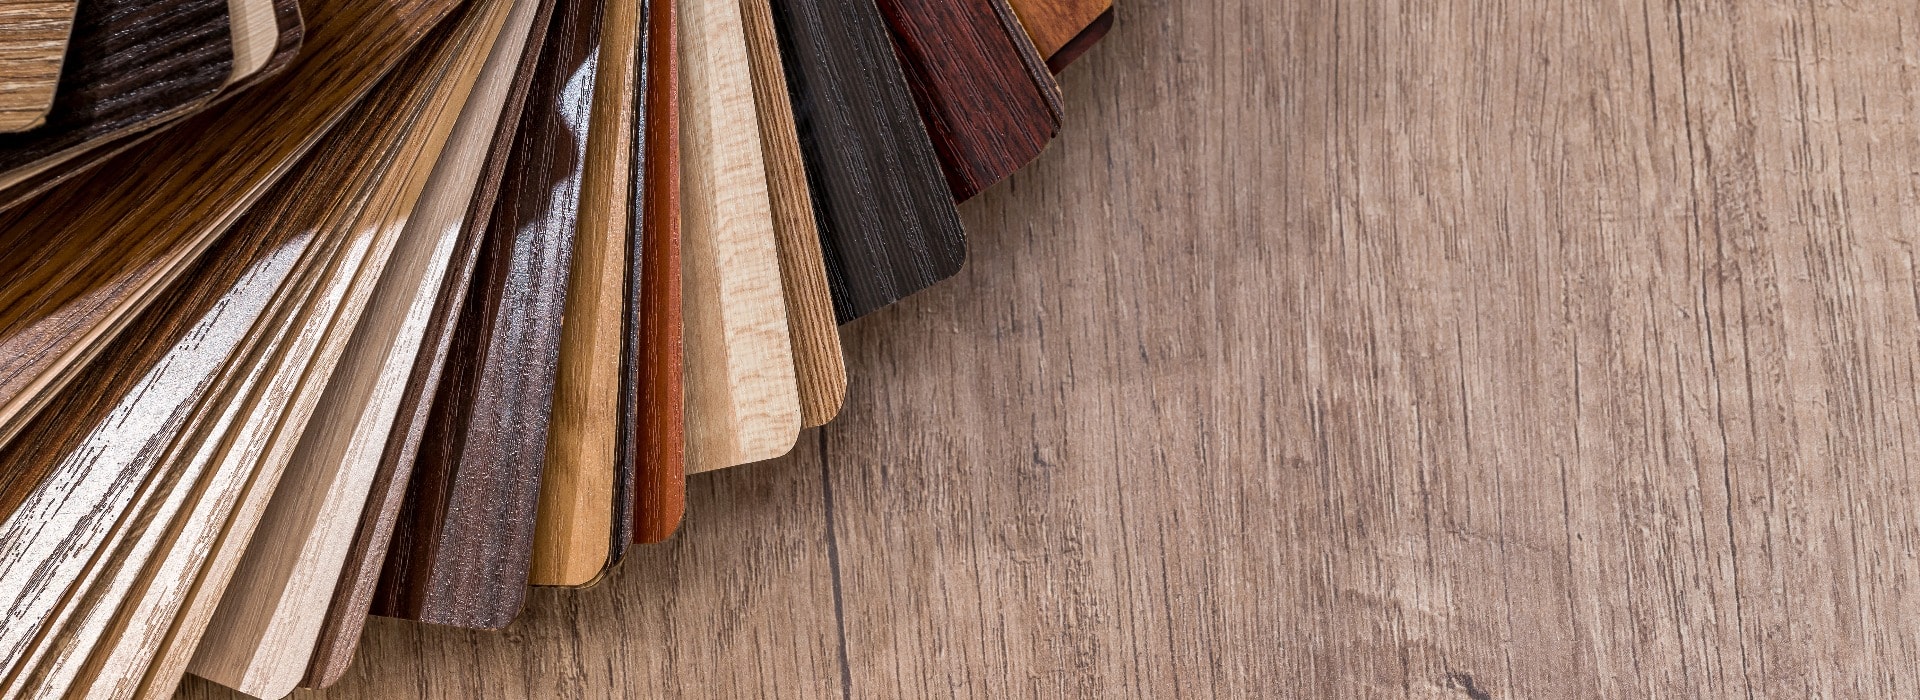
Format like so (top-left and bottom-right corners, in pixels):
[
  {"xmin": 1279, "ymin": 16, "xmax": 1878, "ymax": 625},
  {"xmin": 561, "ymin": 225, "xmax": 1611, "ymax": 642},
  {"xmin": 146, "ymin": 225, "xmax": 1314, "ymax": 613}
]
[
  {"xmin": 177, "ymin": 9, "xmax": 504, "ymax": 700},
  {"xmin": 737, "ymin": 0, "xmax": 844, "ymax": 428},
  {"xmin": 0, "ymin": 8, "xmax": 501, "ymax": 699},
  {"xmin": 678, "ymin": 0, "xmax": 799, "ymax": 474},
  {"xmin": 0, "ymin": 0, "xmax": 77, "ymax": 131},
  {"xmin": 226, "ymin": 0, "xmax": 281, "ymax": 82},
  {"xmin": 529, "ymin": 0, "xmax": 643, "ymax": 586}
]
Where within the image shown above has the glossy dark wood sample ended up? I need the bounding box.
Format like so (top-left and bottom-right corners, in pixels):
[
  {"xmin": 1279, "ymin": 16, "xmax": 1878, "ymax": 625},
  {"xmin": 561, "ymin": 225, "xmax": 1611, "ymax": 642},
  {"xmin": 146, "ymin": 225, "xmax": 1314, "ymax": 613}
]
[
  {"xmin": 630, "ymin": 0, "xmax": 682, "ymax": 544},
  {"xmin": 767, "ymin": 0, "xmax": 967, "ymax": 322},
  {"xmin": 303, "ymin": 0, "xmax": 560, "ymax": 684},
  {"xmin": 0, "ymin": 0, "xmax": 233, "ymax": 182},
  {"xmin": 610, "ymin": 0, "xmax": 656, "ymax": 557},
  {"xmin": 874, "ymin": 0, "xmax": 1062, "ymax": 201},
  {"xmin": 1043, "ymin": 4, "xmax": 1109, "ymax": 72},
  {"xmin": 372, "ymin": 0, "xmax": 603, "ymax": 629}
]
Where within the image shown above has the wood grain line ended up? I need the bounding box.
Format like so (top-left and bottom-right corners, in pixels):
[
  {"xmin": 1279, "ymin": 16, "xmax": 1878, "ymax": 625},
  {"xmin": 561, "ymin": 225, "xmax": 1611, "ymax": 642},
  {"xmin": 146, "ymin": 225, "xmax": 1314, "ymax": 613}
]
[
  {"xmin": 739, "ymin": 0, "xmax": 845, "ymax": 429},
  {"xmin": 629, "ymin": 0, "xmax": 684, "ymax": 543}
]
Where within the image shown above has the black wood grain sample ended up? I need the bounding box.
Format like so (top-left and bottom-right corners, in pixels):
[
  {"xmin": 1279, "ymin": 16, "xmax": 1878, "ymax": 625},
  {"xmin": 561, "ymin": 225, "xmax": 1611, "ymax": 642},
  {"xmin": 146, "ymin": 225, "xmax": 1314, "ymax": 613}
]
[
  {"xmin": 768, "ymin": 0, "xmax": 967, "ymax": 322},
  {"xmin": 0, "ymin": 0, "xmax": 232, "ymax": 178},
  {"xmin": 874, "ymin": 0, "xmax": 1062, "ymax": 201},
  {"xmin": 372, "ymin": 0, "xmax": 603, "ymax": 630}
]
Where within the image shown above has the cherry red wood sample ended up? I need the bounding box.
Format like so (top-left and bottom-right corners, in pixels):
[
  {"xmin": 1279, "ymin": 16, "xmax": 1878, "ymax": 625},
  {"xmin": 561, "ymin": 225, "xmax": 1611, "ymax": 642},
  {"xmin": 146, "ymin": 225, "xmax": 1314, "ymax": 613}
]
[
  {"xmin": 766, "ymin": 0, "xmax": 966, "ymax": 322},
  {"xmin": 874, "ymin": 0, "xmax": 1062, "ymax": 201},
  {"xmin": 630, "ymin": 0, "xmax": 682, "ymax": 544}
]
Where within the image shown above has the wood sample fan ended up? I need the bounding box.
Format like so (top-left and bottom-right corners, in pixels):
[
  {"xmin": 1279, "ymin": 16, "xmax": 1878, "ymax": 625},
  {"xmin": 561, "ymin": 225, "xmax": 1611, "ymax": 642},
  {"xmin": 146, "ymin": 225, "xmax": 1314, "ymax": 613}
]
[{"xmin": 0, "ymin": 0, "xmax": 1111, "ymax": 696}]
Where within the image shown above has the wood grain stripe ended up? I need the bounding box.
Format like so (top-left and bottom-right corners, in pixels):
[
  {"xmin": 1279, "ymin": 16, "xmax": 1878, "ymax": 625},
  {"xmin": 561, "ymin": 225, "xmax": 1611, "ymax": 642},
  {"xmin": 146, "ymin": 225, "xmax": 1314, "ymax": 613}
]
[{"xmin": 630, "ymin": 0, "xmax": 684, "ymax": 543}]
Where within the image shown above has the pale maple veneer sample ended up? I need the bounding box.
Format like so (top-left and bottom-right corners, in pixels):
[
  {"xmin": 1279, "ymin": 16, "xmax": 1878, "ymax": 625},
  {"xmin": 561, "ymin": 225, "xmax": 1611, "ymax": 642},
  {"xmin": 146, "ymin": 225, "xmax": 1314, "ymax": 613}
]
[
  {"xmin": 679, "ymin": 0, "xmax": 800, "ymax": 474},
  {"xmin": 0, "ymin": 0, "xmax": 77, "ymax": 132}
]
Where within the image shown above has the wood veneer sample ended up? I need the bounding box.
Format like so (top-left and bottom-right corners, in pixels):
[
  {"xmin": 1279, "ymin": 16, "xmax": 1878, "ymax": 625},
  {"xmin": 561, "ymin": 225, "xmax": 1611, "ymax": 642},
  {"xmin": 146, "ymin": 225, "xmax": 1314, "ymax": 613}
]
[
  {"xmin": 765, "ymin": 0, "xmax": 967, "ymax": 322},
  {"xmin": 1037, "ymin": 3, "xmax": 1108, "ymax": 72},
  {"xmin": 301, "ymin": 0, "xmax": 559, "ymax": 684},
  {"xmin": 0, "ymin": 0, "xmax": 445, "ymax": 476},
  {"xmin": 372, "ymin": 0, "xmax": 602, "ymax": 629},
  {"xmin": 629, "ymin": 0, "xmax": 684, "ymax": 543},
  {"xmin": 739, "ymin": 0, "xmax": 844, "ymax": 428},
  {"xmin": 1005, "ymin": 0, "xmax": 1108, "ymax": 65},
  {"xmin": 680, "ymin": 0, "xmax": 800, "ymax": 474},
  {"xmin": 530, "ymin": 0, "xmax": 644, "ymax": 587},
  {"xmin": 182, "ymin": 5, "xmax": 506, "ymax": 698},
  {"xmin": 0, "ymin": 0, "xmax": 232, "ymax": 184},
  {"xmin": 0, "ymin": 0, "xmax": 78, "ymax": 132},
  {"xmin": 875, "ymin": 0, "xmax": 1061, "ymax": 202},
  {"xmin": 0, "ymin": 7, "xmax": 492, "ymax": 698}
]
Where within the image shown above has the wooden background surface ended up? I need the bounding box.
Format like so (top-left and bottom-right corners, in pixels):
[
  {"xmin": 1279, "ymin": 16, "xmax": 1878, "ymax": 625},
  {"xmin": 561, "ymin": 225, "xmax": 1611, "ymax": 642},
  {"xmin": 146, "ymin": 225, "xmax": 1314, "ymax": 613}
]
[{"xmin": 176, "ymin": 0, "xmax": 1920, "ymax": 697}]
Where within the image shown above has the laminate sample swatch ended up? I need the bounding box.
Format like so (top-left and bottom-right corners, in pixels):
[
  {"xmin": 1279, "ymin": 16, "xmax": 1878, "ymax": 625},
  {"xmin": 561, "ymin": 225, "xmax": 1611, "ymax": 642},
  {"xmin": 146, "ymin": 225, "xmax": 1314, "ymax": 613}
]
[
  {"xmin": 629, "ymin": 0, "xmax": 684, "ymax": 543},
  {"xmin": 302, "ymin": 0, "xmax": 558, "ymax": 683},
  {"xmin": 874, "ymin": 0, "xmax": 1060, "ymax": 201},
  {"xmin": 183, "ymin": 5, "xmax": 506, "ymax": 698},
  {"xmin": 372, "ymin": 0, "xmax": 602, "ymax": 629},
  {"xmin": 680, "ymin": 0, "xmax": 799, "ymax": 474},
  {"xmin": 0, "ymin": 0, "xmax": 78, "ymax": 131},
  {"xmin": 1006, "ymin": 0, "xmax": 1108, "ymax": 66},
  {"xmin": 1039, "ymin": 3, "xmax": 1108, "ymax": 72},
  {"xmin": 0, "ymin": 0, "xmax": 232, "ymax": 182},
  {"xmin": 766, "ymin": 0, "xmax": 967, "ymax": 322},
  {"xmin": 740, "ymin": 0, "xmax": 844, "ymax": 428},
  {"xmin": 531, "ymin": 0, "xmax": 643, "ymax": 587},
  {"xmin": 0, "ymin": 0, "xmax": 455, "ymax": 479}
]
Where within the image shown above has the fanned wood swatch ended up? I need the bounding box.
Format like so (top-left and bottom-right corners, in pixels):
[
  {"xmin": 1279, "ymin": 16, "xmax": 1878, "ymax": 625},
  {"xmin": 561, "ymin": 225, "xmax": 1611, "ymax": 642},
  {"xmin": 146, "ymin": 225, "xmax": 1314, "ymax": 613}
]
[
  {"xmin": 875, "ymin": 0, "xmax": 1062, "ymax": 201},
  {"xmin": 531, "ymin": 0, "xmax": 645, "ymax": 587},
  {"xmin": 630, "ymin": 0, "xmax": 684, "ymax": 543},
  {"xmin": 182, "ymin": 4, "xmax": 507, "ymax": 698},
  {"xmin": 680, "ymin": 0, "xmax": 799, "ymax": 474},
  {"xmin": 0, "ymin": 0, "xmax": 232, "ymax": 188},
  {"xmin": 738, "ymin": 0, "xmax": 843, "ymax": 428},
  {"xmin": 766, "ymin": 0, "xmax": 967, "ymax": 322},
  {"xmin": 0, "ymin": 0, "xmax": 449, "ymax": 490},
  {"xmin": 302, "ymin": 0, "xmax": 559, "ymax": 684},
  {"xmin": 1005, "ymin": 0, "xmax": 1108, "ymax": 65},
  {"xmin": 372, "ymin": 0, "xmax": 603, "ymax": 629},
  {"xmin": 0, "ymin": 0, "xmax": 78, "ymax": 132}
]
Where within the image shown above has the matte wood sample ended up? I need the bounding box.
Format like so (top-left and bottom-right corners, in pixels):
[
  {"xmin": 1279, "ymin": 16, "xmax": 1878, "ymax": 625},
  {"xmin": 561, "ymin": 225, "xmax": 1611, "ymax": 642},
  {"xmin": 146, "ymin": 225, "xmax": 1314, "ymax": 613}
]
[
  {"xmin": 303, "ymin": 0, "xmax": 559, "ymax": 684},
  {"xmin": 1039, "ymin": 4, "xmax": 1109, "ymax": 72},
  {"xmin": 766, "ymin": 0, "xmax": 967, "ymax": 322},
  {"xmin": 183, "ymin": 4, "xmax": 507, "ymax": 697},
  {"xmin": 531, "ymin": 0, "xmax": 645, "ymax": 587},
  {"xmin": 739, "ymin": 0, "xmax": 844, "ymax": 427},
  {"xmin": 0, "ymin": 0, "xmax": 446, "ymax": 487},
  {"xmin": 1005, "ymin": 0, "xmax": 1109, "ymax": 65},
  {"xmin": 874, "ymin": 0, "xmax": 1062, "ymax": 201},
  {"xmin": 373, "ymin": 0, "xmax": 603, "ymax": 629},
  {"xmin": 0, "ymin": 0, "xmax": 233, "ymax": 184},
  {"xmin": 629, "ymin": 0, "xmax": 684, "ymax": 543},
  {"xmin": 679, "ymin": 0, "xmax": 799, "ymax": 474},
  {"xmin": 0, "ymin": 0, "xmax": 78, "ymax": 131}
]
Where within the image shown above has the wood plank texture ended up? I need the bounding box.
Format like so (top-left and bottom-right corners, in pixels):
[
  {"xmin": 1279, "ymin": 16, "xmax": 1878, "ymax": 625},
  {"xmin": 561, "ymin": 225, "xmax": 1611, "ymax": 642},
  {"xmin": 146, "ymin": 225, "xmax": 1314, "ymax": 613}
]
[
  {"xmin": 1004, "ymin": 0, "xmax": 1106, "ymax": 59},
  {"xmin": 629, "ymin": 0, "xmax": 684, "ymax": 543},
  {"xmin": 874, "ymin": 0, "xmax": 1061, "ymax": 201},
  {"xmin": 739, "ymin": 0, "xmax": 844, "ymax": 429},
  {"xmin": 371, "ymin": 0, "xmax": 603, "ymax": 629},
  {"xmin": 530, "ymin": 0, "xmax": 644, "ymax": 587},
  {"xmin": 766, "ymin": 0, "xmax": 967, "ymax": 322},
  {"xmin": 679, "ymin": 0, "xmax": 799, "ymax": 474},
  {"xmin": 301, "ymin": 0, "xmax": 561, "ymax": 684},
  {"xmin": 0, "ymin": 0, "xmax": 77, "ymax": 132}
]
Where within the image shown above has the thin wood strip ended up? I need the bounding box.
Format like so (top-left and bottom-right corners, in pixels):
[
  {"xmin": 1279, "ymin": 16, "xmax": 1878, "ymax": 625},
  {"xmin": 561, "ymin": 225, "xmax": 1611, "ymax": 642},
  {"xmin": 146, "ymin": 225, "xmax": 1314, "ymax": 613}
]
[
  {"xmin": 0, "ymin": 0, "xmax": 439, "ymax": 480},
  {"xmin": 764, "ymin": 0, "xmax": 967, "ymax": 323},
  {"xmin": 531, "ymin": 0, "xmax": 644, "ymax": 587},
  {"xmin": 1004, "ymin": 0, "xmax": 1107, "ymax": 59},
  {"xmin": 372, "ymin": 0, "xmax": 603, "ymax": 628},
  {"xmin": 300, "ymin": 0, "xmax": 560, "ymax": 684},
  {"xmin": 738, "ymin": 0, "xmax": 843, "ymax": 428},
  {"xmin": 0, "ymin": 0, "xmax": 78, "ymax": 132},
  {"xmin": 681, "ymin": 0, "xmax": 800, "ymax": 474},
  {"xmin": 874, "ymin": 0, "xmax": 1061, "ymax": 201},
  {"xmin": 605, "ymin": 0, "xmax": 651, "ymax": 567},
  {"xmin": 1040, "ymin": 4, "xmax": 1109, "ymax": 72},
  {"xmin": 630, "ymin": 0, "xmax": 684, "ymax": 543}
]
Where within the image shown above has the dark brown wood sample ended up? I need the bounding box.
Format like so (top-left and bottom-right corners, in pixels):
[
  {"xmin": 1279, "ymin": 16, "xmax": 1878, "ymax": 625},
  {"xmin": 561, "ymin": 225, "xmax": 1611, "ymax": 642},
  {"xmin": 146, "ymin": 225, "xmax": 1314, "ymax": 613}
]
[
  {"xmin": 630, "ymin": 0, "xmax": 683, "ymax": 544},
  {"xmin": 766, "ymin": 0, "xmax": 967, "ymax": 322},
  {"xmin": 372, "ymin": 0, "xmax": 603, "ymax": 629},
  {"xmin": 302, "ymin": 0, "xmax": 560, "ymax": 685},
  {"xmin": 873, "ymin": 0, "xmax": 1062, "ymax": 201},
  {"xmin": 0, "ymin": 0, "xmax": 233, "ymax": 185}
]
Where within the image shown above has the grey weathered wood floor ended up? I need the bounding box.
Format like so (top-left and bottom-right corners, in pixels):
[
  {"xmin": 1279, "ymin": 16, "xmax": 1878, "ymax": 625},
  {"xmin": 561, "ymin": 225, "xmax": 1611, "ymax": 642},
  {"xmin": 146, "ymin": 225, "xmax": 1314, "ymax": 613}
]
[{"xmin": 180, "ymin": 0, "xmax": 1920, "ymax": 696}]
